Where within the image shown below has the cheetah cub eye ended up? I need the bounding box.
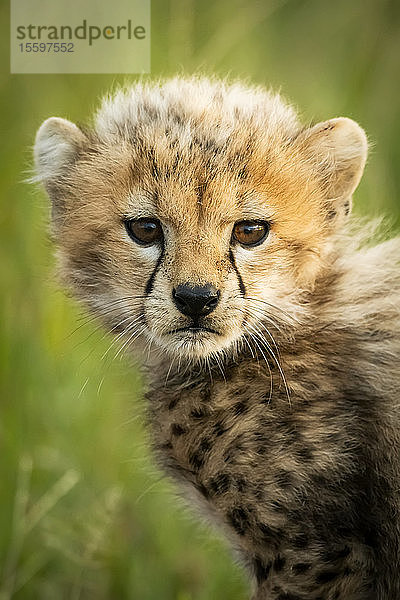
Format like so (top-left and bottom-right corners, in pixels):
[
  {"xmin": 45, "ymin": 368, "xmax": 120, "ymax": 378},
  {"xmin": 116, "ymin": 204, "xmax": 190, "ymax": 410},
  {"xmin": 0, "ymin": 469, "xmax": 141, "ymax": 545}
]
[
  {"xmin": 232, "ymin": 220, "xmax": 271, "ymax": 247},
  {"xmin": 125, "ymin": 218, "xmax": 163, "ymax": 246}
]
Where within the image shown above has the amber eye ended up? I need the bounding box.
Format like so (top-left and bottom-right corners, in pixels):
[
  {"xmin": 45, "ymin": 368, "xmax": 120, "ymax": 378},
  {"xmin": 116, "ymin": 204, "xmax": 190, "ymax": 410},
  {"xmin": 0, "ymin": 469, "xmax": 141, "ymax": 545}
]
[
  {"xmin": 125, "ymin": 218, "xmax": 163, "ymax": 246},
  {"xmin": 232, "ymin": 220, "xmax": 270, "ymax": 247}
]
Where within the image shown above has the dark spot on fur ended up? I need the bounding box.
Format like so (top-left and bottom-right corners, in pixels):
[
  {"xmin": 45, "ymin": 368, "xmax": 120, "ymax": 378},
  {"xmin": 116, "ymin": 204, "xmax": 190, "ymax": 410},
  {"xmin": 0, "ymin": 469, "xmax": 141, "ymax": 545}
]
[
  {"xmin": 272, "ymin": 587, "xmax": 281, "ymax": 594},
  {"xmin": 190, "ymin": 407, "xmax": 206, "ymax": 419},
  {"xmin": 196, "ymin": 483, "xmax": 209, "ymax": 499},
  {"xmin": 223, "ymin": 434, "xmax": 246, "ymax": 463},
  {"xmin": 166, "ymin": 106, "xmax": 185, "ymax": 127},
  {"xmin": 171, "ymin": 423, "xmax": 187, "ymax": 437},
  {"xmin": 237, "ymin": 166, "xmax": 248, "ymax": 180},
  {"xmin": 297, "ymin": 445, "xmax": 314, "ymax": 461},
  {"xmin": 146, "ymin": 147, "xmax": 160, "ymax": 179},
  {"xmin": 233, "ymin": 401, "xmax": 248, "ymax": 415},
  {"xmin": 160, "ymin": 441, "xmax": 173, "ymax": 450},
  {"xmin": 227, "ymin": 507, "xmax": 251, "ymax": 535},
  {"xmin": 292, "ymin": 533, "xmax": 309, "ymax": 549},
  {"xmin": 195, "ymin": 182, "xmax": 204, "ymax": 203},
  {"xmin": 273, "ymin": 555, "xmax": 286, "ymax": 572},
  {"xmin": 293, "ymin": 562, "xmax": 312, "ymax": 574},
  {"xmin": 200, "ymin": 437, "xmax": 212, "ymax": 452},
  {"xmin": 189, "ymin": 450, "xmax": 205, "ymax": 470},
  {"xmin": 254, "ymin": 556, "xmax": 272, "ymax": 582},
  {"xmin": 336, "ymin": 526, "xmax": 353, "ymax": 539},
  {"xmin": 235, "ymin": 476, "xmax": 246, "ymax": 492},
  {"xmin": 213, "ymin": 421, "xmax": 229, "ymax": 437},
  {"xmin": 168, "ymin": 397, "xmax": 179, "ymax": 411},
  {"xmin": 327, "ymin": 209, "xmax": 337, "ymax": 220},
  {"xmin": 200, "ymin": 386, "xmax": 211, "ymax": 402},
  {"xmin": 363, "ymin": 528, "xmax": 379, "ymax": 549},
  {"xmin": 255, "ymin": 488, "xmax": 264, "ymax": 501},
  {"xmin": 271, "ymin": 500, "xmax": 285, "ymax": 512},
  {"xmin": 275, "ymin": 417, "xmax": 300, "ymax": 440},
  {"xmin": 344, "ymin": 200, "xmax": 351, "ymax": 216},
  {"xmin": 142, "ymin": 102, "xmax": 159, "ymax": 122},
  {"xmin": 311, "ymin": 473, "xmax": 328, "ymax": 488},
  {"xmin": 258, "ymin": 522, "xmax": 284, "ymax": 544},
  {"xmin": 255, "ymin": 432, "xmax": 270, "ymax": 454},
  {"xmin": 192, "ymin": 135, "xmax": 221, "ymax": 155},
  {"xmin": 171, "ymin": 152, "xmax": 180, "ymax": 170},
  {"xmin": 185, "ymin": 380, "xmax": 200, "ymax": 391},
  {"xmin": 323, "ymin": 545, "xmax": 351, "ymax": 563},
  {"xmin": 315, "ymin": 570, "xmax": 339, "ymax": 584},
  {"xmin": 209, "ymin": 472, "xmax": 231, "ymax": 496},
  {"xmin": 223, "ymin": 450, "xmax": 233, "ymax": 463},
  {"xmin": 275, "ymin": 470, "xmax": 293, "ymax": 488},
  {"xmin": 261, "ymin": 392, "xmax": 273, "ymax": 404},
  {"xmin": 189, "ymin": 439, "xmax": 212, "ymax": 471}
]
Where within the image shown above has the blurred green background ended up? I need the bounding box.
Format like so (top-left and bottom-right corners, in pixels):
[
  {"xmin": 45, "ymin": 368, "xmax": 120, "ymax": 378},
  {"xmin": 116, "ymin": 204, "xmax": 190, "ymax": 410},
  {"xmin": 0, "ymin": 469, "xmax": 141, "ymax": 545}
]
[{"xmin": 1, "ymin": 0, "xmax": 399, "ymax": 598}]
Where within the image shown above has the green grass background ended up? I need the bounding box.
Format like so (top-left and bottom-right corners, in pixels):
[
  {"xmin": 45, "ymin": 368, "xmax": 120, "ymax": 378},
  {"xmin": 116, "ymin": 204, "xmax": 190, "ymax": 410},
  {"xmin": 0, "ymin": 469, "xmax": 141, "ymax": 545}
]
[{"xmin": 1, "ymin": 0, "xmax": 399, "ymax": 598}]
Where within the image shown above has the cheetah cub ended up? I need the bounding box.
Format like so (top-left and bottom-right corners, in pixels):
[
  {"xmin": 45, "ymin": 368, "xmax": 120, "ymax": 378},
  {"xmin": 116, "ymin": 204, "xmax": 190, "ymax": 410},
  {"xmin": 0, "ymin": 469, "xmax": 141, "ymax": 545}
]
[{"xmin": 34, "ymin": 78, "xmax": 400, "ymax": 599}]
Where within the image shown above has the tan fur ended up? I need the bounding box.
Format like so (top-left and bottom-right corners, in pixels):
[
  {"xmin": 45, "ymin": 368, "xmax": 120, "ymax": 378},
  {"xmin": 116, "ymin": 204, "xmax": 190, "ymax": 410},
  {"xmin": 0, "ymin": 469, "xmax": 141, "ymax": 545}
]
[{"xmin": 34, "ymin": 77, "xmax": 400, "ymax": 599}]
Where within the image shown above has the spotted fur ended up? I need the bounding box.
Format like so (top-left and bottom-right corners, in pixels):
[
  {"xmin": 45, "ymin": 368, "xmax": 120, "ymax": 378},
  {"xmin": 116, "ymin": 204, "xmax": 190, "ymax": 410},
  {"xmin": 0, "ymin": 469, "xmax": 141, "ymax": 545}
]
[{"xmin": 34, "ymin": 77, "xmax": 400, "ymax": 599}]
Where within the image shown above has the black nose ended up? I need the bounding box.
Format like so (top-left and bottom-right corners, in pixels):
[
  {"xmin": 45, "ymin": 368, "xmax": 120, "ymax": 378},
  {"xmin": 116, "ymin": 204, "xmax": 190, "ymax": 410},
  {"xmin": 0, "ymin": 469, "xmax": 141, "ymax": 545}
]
[{"xmin": 172, "ymin": 284, "xmax": 220, "ymax": 318}]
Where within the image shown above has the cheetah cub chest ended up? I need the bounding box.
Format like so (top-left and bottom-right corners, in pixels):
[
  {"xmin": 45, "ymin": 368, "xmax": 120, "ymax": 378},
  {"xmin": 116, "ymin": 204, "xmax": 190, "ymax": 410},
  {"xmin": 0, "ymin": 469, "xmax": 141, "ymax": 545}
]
[{"xmin": 34, "ymin": 77, "xmax": 400, "ymax": 599}]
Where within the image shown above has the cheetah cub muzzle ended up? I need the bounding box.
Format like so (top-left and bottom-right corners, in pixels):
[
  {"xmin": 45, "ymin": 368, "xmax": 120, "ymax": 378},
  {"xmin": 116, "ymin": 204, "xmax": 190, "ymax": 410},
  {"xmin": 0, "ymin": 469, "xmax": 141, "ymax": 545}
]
[{"xmin": 34, "ymin": 77, "xmax": 400, "ymax": 599}]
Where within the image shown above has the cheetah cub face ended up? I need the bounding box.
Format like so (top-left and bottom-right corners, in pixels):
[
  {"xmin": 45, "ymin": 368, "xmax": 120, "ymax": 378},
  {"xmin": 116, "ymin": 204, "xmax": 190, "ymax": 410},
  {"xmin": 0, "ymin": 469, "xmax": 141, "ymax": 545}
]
[{"xmin": 34, "ymin": 78, "xmax": 367, "ymax": 361}]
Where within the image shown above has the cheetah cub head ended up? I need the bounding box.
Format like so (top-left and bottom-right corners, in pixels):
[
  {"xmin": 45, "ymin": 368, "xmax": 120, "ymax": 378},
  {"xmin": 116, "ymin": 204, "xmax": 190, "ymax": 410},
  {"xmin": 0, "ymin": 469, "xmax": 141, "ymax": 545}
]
[{"xmin": 34, "ymin": 78, "xmax": 367, "ymax": 361}]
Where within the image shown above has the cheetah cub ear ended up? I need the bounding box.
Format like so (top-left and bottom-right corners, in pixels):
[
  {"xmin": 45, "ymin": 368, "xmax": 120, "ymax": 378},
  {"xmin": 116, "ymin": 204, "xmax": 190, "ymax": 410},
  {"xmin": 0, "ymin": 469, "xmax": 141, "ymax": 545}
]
[
  {"xmin": 34, "ymin": 117, "xmax": 88, "ymax": 216},
  {"xmin": 34, "ymin": 117, "xmax": 87, "ymax": 183},
  {"xmin": 295, "ymin": 117, "xmax": 368, "ymax": 223}
]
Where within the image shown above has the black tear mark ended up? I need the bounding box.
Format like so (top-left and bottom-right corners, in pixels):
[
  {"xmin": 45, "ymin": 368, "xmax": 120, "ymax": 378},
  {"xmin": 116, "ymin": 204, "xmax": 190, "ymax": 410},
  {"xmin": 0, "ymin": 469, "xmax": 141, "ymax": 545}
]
[
  {"xmin": 145, "ymin": 245, "xmax": 164, "ymax": 295},
  {"xmin": 228, "ymin": 249, "xmax": 246, "ymax": 295}
]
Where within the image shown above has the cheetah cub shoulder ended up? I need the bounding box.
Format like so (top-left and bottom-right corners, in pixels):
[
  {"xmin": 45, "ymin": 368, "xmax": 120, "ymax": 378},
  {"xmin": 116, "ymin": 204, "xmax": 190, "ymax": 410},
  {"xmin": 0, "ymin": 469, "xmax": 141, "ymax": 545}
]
[{"xmin": 34, "ymin": 77, "xmax": 400, "ymax": 600}]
